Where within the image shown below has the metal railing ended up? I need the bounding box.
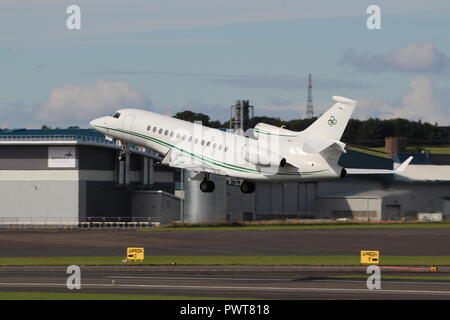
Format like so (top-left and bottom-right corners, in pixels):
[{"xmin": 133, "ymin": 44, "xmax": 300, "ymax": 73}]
[
  {"xmin": 0, "ymin": 134, "xmax": 114, "ymax": 145},
  {"xmin": 0, "ymin": 216, "xmax": 161, "ymax": 229},
  {"xmin": 0, "ymin": 134, "xmax": 162, "ymax": 158}
]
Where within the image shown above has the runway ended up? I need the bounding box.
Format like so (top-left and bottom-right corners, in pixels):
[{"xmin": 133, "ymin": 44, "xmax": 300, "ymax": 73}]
[
  {"xmin": 1, "ymin": 265, "xmax": 450, "ymax": 299},
  {"xmin": 0, "ymin": 228, "xmax": 449, "ymax": 257},
  {"xmin": 1, "ymin": 228, "xmax": 449, "ymax": 300}
]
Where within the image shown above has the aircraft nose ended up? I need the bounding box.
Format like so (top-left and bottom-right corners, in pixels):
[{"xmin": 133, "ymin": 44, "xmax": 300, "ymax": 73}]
[{"xmin": 89, "ymin": 117, "xmax": 104, "ymax": 128}]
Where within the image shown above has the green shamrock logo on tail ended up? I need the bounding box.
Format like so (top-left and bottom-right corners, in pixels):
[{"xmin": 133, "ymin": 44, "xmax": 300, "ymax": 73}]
[{"xmin": 328, "ymin": 116, "xmax": 337, "ymax": 127}]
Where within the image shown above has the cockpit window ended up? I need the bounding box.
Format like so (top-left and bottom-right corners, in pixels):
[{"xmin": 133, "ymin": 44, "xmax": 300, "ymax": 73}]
[{"xmin": 112, "ymin": 112, "xmax": 121, "ymax": 119}]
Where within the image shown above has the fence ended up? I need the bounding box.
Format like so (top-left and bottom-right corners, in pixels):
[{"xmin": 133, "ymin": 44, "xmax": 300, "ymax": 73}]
[
  {"xmin": 0, "ymin": 134, "xmax": 160, "ymax": 157},
  {"xmin": 0, "ymin": 217, "xmax": 161, "ymax": 229},
  {"xmin": 0, "ymin": 134, "xmax": 114, "ymax": 145}
]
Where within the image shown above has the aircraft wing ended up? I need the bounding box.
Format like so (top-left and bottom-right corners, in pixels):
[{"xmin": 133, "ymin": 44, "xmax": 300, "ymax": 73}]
[
  {"xmin": 346, "ymin": 156, "xmax": 413, "ymax": 175},
  {"xmin": 160, "ymin": 148, "xmax": 227, "ymax": 177}
]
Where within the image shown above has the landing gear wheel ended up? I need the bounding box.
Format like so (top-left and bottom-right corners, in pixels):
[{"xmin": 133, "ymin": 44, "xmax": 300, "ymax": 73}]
[
  {"xmin": 118, "ymin": 143, "xmax": 128, "ymax": 161},
  {"xmin": 240, "ymin": 180, "xmax": 255, "ymax": 194},
  {"xmin": 200, "ymin": 180, "xmax": 215, "ymax": 193}
]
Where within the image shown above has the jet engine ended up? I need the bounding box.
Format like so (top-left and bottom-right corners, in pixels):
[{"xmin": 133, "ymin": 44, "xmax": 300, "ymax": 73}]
[{"xmin": 242, "ymin": 143, "xmax": 286, "ymax": 168}]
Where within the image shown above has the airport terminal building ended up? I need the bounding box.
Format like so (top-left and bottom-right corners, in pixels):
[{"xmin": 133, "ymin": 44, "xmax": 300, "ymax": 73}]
[{"xmin": 0, "ymin": 129, "xmax": 179, "ymax": 225}]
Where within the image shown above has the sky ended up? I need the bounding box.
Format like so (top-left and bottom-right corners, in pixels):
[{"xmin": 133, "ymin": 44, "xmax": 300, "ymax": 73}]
[{"xmin": 1, "ymin": 0, "xmax": 450, "ymax": 128}]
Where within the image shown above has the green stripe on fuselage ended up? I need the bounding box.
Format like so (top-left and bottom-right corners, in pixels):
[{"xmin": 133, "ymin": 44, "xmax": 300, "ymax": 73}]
[
  {"xmin": 254, "ymin": 128, "xmax": 298, "ymax": 137},
  {"xmin": 96, "ymin": 125, "xmax": 328, "ymax": 176}
]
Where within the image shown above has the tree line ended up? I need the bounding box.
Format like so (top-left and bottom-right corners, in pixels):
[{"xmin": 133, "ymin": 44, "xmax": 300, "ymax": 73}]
[{"xmin": 174, "ymin": 110, "xmax": 450, "ymax": 147}]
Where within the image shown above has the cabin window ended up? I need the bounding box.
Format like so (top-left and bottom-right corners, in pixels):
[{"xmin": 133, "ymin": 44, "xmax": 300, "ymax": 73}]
[
  {"xmin": 218, "ymin": 145, "xmax": 222, "ymax": 150},
  {"xmin": 164, "ymin": 130, "xmax": 169, "ymax": 136},
  {"xmin": 176, "ymin": 133, "xmax": 181, "ymax": 140},
  {"xmin": 153, "ymin": 127, "xmax": 157, "ymax": 133},
  {"xmin": 194, "ymin": 138, "xmax": 198, "ymax": 144},
  {"xmin": 206, "ymin": 141, "xmax": 211, "ymax": 147},
  {"xmin": 170, "ymin": 131, "xmax": 174, "ymax": 137},
  {"xmin": 182, "ymin": 135, "xmax": 186, "ymax": 141},
  {"xmin": 224, "ymin": 146, "xmax": 228, "ymax": 152},
  {"xmin": 213, "ymin": 143, "xmax": 216, "ymax": 149},
  {"xmin": 147, "ymin": 125, "xmax": 151, "ymax": 131},
  {"xmin": 201, "ymin": 140, "xmax": 205, "ymax": 145},
  {"xmin": 158, "ymin": 128, "xmax": 163, "ymax": 134}
]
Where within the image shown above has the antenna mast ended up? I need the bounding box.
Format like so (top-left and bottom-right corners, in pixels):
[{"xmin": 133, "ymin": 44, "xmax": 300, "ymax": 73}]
[{"xmin": 306, "ymin": 73, "xmax": 314, "ymax": 119}]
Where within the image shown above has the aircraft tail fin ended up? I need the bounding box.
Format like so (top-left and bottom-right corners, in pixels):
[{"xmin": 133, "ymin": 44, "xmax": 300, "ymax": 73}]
[{"xmin": 302, "ymin": 96, "xmax": 357, "ymax": 142}]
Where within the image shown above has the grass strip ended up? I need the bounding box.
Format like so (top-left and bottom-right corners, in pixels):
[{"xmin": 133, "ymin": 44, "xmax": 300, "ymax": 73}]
[
  {"xmin": 141, "ymin": 222, "xmax": 450, "ymax": 232},
  {"xmin": 1, "ymin": 255, "xmax": 450, "ymax": 266},
  {"xmin": 0, "ymin": 292, "xmax": 236, "ymax": 300}
]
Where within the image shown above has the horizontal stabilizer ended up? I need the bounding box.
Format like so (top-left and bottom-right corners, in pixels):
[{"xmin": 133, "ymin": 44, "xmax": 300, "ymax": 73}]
[{"xmin": 346, "ymin": 156, "xmax": 413, "ymax": 175}]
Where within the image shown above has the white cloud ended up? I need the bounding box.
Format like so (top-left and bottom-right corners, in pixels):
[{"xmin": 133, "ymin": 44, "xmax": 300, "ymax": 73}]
[
  {"xmin": 354, "ymin": 76, "xmax": 450, "ymax": 125},
  {"xmin": 400, "ymin": 76, "xmax": 447, "ymax": 122},
  {"xmin": 255, "ymin": 76, "xmax": 450, "ymax": 125},
  {"xmin": 385, "ymin": 43, "xmax": 447, "ymax": 72},
  {"xmin": 340, "ymin": 42, "xmax": 449, "ymax": 73},
  {"xmin": 33, "ymin": 80, "xmax": 151, "ymax": 125}
]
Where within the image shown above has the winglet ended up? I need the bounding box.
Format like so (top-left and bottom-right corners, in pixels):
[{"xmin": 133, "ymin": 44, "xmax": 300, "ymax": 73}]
[
  {"xmin": 332, "ymin": 96, "xmax": 357, "ymax": 106},
  {"xmin": 395, "ymin": 156, "xmax": 413, "ymax": 173}
]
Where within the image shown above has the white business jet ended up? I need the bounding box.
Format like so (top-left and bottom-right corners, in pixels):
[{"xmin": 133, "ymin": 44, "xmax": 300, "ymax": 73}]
[{"xmin": 90, "ymin": 96, "xmax": 412, "ymax": 193}]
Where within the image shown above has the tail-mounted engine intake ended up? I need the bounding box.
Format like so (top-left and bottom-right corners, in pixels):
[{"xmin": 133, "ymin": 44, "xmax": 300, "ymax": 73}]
[
  {"xmin": 253, "ymin": 123, "xmax": 298, "ymax": 139},
  {"xmin": 242, "ymin": 143, "xmax": 286, "ymax": 168}
]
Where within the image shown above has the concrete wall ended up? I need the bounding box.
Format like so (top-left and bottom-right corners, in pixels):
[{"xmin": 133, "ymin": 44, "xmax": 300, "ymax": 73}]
[
  {"xmin": 380, "ymin": 185, "xmax": 450, "ymax": 220},
  {"xmin": 0, "ymin": 143, "xmax": 176, "ymax": 223},
  {"xmin": 132, "ymin": 191, "xmax": 180, "ymax": 224},
  {"xmin": 316, "ymin": 198, "xmax": 381, "ymax": 220},
  {"xmin": 317, "ymin": 177, "xmax": 386, "ymax": 197},
  {"xmin": 254, "ymin": 182, "xmax": 317, "ymax": 220},
  {"xmin": 0, "ymin": 179, "xmax": 78, "ymax": 223},
  {"xmin": 81, "ymin": 181, "xmax": 132, "ymax": 218},
  {"xmin": 226, "ymin": 184, "xmax": 255, "ymax": 221},
  {"xmin": 0, "ymin": 146, "xmax": 49, "ymax": 170}
]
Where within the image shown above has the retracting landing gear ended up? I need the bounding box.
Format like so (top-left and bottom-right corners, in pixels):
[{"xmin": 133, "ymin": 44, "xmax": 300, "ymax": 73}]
[
  {"xmin": 118, "ymin": 143, "xmax": 129, "ymax": 161},
  {"xmin": 199, "ymin": 173, "xmax": 215, "ymax": 193},
  {"xmin": 240, "ymin": 180, "xmax": 255, "ymax": 194}
]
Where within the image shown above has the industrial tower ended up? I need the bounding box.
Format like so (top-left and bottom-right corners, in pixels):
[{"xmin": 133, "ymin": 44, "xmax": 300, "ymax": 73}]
[
  {"xmin": 306, "ymin": 73, "xmax": 314, "ymax": 119},
  {"xmin": 230, "ymin": 100, "xmax": 254, "ymax": 135}
]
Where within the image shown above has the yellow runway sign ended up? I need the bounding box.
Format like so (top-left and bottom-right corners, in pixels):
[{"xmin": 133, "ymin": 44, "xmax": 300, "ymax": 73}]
[
  {"xmin": 127, "ymin": 247, "xmax": 144, "ymax": 262},
  {"xmin": 360, "ymin": 250, "xmax": 380, "ymax": 264}
]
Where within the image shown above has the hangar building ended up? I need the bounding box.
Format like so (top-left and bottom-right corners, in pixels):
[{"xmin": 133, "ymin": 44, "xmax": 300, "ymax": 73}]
[{"xmin": 183, "ymin": 150, "xmax": 450, "ymax": 222}]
